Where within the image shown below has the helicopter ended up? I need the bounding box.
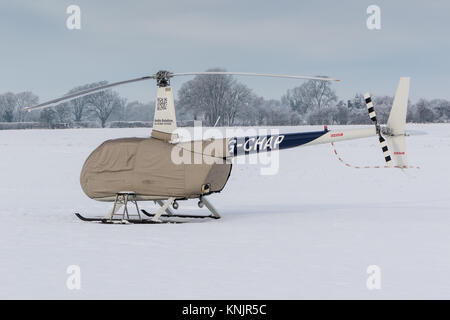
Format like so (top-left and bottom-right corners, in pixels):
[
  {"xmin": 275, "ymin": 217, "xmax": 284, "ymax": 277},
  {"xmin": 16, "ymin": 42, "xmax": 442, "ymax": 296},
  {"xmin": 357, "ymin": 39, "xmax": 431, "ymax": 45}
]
[{"xmin": 25, "ymin": 71, "xmax": 411, "ymax": 224}]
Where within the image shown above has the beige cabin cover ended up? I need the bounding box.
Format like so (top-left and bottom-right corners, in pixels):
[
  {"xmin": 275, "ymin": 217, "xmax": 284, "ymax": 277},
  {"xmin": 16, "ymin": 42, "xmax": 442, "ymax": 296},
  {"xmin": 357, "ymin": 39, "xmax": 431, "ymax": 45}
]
[{"xmin": 80, "ymin": 137, "xmax": 232, "ymax": 200}]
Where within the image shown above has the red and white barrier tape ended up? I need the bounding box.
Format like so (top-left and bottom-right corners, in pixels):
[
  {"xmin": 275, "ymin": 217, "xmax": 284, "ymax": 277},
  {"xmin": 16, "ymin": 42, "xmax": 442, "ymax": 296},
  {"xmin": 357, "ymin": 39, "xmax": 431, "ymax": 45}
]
[{"xmin": 330, "ymin": 142, "xmax": 420, "ymax": 169}]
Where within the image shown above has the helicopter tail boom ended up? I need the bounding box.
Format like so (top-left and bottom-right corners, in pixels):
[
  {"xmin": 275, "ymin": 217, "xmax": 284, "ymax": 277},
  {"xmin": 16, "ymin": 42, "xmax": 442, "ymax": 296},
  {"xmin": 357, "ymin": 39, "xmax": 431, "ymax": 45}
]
[{"xmin": 228, "ymin": 78, "xmax": 411, "ymax": 168}]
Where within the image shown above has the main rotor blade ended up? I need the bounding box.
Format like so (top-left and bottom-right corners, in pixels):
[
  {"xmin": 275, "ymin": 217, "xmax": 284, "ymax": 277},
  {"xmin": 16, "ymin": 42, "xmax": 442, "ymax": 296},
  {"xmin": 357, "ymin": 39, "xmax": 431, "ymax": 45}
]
[
  {"xmin": 25, "ymin": 76, "xmax": 155, "ymax": 111},
  {"xmin": 171, "ymin": 72, "xmax": 340, "ymax": 82}
]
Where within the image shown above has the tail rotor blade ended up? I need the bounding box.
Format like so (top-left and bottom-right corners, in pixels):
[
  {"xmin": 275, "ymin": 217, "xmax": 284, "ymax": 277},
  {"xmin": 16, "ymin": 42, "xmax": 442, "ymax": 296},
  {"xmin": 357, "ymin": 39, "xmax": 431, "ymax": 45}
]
[
  {"xmin": 364, "ymin": 93, "xmax": 377, "ymax": 123},
  {"xmin": 379, "ymin": 134, "xmax": 392, "ymax": 165},
  {"xmin": 364, "ymin": 92, "xmax": 392, "ymax": 166}
]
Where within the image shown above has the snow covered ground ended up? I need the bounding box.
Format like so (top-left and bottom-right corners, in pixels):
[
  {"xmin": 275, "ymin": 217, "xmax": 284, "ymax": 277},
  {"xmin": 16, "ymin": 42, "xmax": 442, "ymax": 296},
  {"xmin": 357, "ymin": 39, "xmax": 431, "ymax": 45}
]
[{"xmin": 0, "ymin": 124, "xmax": 449, "ymax": 299}]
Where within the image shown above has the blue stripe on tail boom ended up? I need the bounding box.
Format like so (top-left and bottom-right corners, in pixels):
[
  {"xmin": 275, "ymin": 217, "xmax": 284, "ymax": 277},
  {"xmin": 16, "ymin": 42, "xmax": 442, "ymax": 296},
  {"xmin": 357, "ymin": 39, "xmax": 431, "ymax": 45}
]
[{"xmin": 229, "ymin": 129, "xmax": 328, "ymax": 156}]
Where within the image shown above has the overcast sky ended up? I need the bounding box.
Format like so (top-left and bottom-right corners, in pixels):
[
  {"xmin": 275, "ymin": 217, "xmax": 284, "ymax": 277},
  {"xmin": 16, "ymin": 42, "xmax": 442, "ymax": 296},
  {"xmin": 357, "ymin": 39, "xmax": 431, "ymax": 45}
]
[{"xmin": 0, "ymin": 0, "xmax": 449, "ymax": 104}]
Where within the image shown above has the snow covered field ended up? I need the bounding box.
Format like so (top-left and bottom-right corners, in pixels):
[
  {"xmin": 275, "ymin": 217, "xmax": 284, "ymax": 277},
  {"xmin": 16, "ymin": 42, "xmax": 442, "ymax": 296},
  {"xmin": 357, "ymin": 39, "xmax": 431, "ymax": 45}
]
[{"xmin": 0, "ymin": 124, "xmax": 449, "ymax": 299}]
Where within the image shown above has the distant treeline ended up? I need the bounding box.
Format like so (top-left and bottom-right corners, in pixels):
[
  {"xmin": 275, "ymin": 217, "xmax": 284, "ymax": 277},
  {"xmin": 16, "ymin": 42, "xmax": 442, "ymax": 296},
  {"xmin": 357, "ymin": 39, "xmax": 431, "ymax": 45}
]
[{"xmin": 1, "ymin": 69, "xmax": 449, "ymax": 129}]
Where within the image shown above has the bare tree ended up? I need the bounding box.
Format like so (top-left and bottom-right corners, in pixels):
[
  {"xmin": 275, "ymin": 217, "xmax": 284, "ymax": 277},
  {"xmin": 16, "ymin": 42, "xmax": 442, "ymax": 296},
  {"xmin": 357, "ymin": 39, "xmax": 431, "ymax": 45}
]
[
  {"xmin": 177, "ymin": 83, "xmax": 203, "ymax": 121},
  {"xmin": 54, "ymin": 102, "xmax": 72, "ymax": 123},
  {"xmin": 347, "ymin": 93, "xmax": 365, "ymax": 110},
  {"xmin": 332, "ymin": 100, "xmax": 350, "ymax": 125},
  {"xmin": 282, "ymin": 79, "xmax": 337, "ymax": 115},
  {"xmin": 87, "ymin": 89, "xmax": 124, "ymax": 128},
  {"xmin": 14, "ymin": 92, "xmax": 39, "ymax": 122},
  {"xmin": 429, "ymin": 99, "xmax": 450, "ymax": 122},
  {"xmin": 178, "ymin": 68, "xmax": 253, "ymax": 126},
  {"xmin": 71, "ymin": 97, "xmax": 85, "ymax": 122},
  {"xmin": 410, "ymin": 99, "xmax": 435, "ymax": 123},
  {"xmin": 125, "ymin": 101, "xmax": 154, "ymax": 121},
  {"xmin": 67, "ymin": 82, "xmax": 107, "ymax": 122},
  {"xmin": 39, "ymin": 108, "xmax": 57, "ymax": 128},
  {"xmin": 109, "ymin": 96, "xmax": 127, "ymax": 121},
  {"xmin": 223, "ymin": 83, "xmax": 253, "ymax": 126},
  {"xmin": 0, "ymin": 92, "xmax": 17, "ymax": 122}
]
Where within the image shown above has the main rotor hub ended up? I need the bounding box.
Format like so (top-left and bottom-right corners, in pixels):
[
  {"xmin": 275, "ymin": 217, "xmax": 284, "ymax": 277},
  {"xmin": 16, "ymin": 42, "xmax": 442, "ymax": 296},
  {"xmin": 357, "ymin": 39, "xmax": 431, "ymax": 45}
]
[{"xmin": 155, "ymin": 70, "xmax": 172, "ymax": 87}]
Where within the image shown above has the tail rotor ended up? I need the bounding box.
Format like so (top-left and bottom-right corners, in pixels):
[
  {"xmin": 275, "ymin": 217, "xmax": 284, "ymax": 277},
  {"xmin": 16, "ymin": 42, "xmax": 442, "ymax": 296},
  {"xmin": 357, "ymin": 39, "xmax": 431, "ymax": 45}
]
[{"xmin": 364, "ymin": 93, "xmax": 393, "ymax": 166}]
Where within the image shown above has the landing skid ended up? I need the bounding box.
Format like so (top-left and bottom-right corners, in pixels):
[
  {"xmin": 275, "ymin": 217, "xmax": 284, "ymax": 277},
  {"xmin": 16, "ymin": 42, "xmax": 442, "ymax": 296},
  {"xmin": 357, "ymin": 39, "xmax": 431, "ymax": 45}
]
[
  {"xmin": 143, "ymin": 195, "xmax": 221, "ymax": 221},
  {"xmin": 74, "ymin": 193, "xmax": 222, "ymax": 224},
  {"xmin": 140, "ymin": 209, "xmax": 220, "ymax": 220},
  {"xmin": 74, "ymin": 213, "xmax": 183, "ymax": 224}
]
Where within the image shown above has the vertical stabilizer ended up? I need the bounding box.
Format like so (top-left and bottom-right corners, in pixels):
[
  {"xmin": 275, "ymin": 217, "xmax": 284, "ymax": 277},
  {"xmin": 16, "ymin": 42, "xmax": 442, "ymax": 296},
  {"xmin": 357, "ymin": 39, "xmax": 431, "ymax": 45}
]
[
  {"xmin": 387, "ymin": 77, "xmax": 409, "ymax": 135},
  {"xmin": 152, "ymin": 86, "xmax": 178, "ymax": 141},
  {"xmin": 386, "ymin": 77, "xmax": 410, "ymax": 167}
]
